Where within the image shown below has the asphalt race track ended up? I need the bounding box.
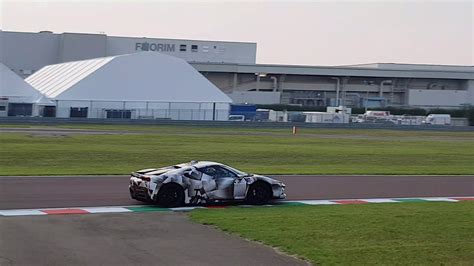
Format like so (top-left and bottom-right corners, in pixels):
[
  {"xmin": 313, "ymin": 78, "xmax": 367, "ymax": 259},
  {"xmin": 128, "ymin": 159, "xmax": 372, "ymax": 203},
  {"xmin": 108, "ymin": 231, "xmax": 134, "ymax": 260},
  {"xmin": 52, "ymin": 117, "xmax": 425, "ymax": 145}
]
[
  {"xmin": 1, "ymin": 175, "xmax": 473, "ymax": 210},
  {"xmin": 1, "ymin": 175, "xmax": 473, "ymax": 266}
]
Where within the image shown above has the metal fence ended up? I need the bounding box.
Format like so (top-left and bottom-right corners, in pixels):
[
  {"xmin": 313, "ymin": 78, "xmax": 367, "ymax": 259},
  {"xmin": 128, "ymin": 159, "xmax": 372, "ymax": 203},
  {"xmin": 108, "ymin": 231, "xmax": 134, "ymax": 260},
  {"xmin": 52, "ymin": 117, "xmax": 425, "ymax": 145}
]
[
  {"xmin": 55, "ymin": 107, "xmax": 230, "ymax": 121},
  {"xmin": 49, "ymin": 100, "xmax": 231, "ymax": 121}
]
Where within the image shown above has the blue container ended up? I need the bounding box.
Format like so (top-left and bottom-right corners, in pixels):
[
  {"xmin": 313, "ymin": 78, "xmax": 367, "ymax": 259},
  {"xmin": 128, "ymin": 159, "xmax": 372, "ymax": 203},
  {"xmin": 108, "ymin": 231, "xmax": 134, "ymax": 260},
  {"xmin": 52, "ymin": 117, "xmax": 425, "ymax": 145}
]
[{"xmin": 229, "ymin": 104, "xmax": 257, "ymax": 120}]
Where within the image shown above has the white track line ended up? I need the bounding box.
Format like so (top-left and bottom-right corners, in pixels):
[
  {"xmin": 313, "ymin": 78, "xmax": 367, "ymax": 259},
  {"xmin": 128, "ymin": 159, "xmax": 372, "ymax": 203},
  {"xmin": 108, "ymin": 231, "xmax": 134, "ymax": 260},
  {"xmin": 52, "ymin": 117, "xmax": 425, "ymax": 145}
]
[
  {"xmin": 0, "ymin": 209, "xmax": 47, "ymax": 216},
  {"xmin": 80, "ymin": 207, "xmax": 133, "ymax": 213}
]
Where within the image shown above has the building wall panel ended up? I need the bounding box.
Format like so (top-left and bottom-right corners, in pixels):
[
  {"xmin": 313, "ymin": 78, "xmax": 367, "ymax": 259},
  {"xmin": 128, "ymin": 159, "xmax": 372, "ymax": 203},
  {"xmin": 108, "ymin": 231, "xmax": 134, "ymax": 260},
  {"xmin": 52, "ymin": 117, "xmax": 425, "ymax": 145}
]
[{"xmin": 408, "ymin": 89, "xmax": 469, "ymax": 107}]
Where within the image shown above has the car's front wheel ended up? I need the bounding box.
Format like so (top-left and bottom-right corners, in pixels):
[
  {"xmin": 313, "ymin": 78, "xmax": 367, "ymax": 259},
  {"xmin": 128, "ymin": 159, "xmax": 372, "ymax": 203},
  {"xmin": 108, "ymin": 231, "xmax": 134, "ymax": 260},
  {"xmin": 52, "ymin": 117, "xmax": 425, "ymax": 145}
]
[
  {"xmin": 156, "ymin": 183, "xmax": 185, "ymax": 208},
  {"xmin": 129, "ymin": 188, "xmax": 137, "ymax": 199},
  {"xmin": 246, "ymin": 182, "xmax": 272, "ymax": 205}
]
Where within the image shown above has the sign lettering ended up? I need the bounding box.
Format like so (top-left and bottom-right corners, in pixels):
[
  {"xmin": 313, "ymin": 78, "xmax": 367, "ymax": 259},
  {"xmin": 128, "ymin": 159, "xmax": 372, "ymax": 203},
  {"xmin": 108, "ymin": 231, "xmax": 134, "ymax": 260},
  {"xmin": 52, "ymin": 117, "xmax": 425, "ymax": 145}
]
[{"xmin": 135, "ymin": 42, "xmax": 176, "ymax": 52}]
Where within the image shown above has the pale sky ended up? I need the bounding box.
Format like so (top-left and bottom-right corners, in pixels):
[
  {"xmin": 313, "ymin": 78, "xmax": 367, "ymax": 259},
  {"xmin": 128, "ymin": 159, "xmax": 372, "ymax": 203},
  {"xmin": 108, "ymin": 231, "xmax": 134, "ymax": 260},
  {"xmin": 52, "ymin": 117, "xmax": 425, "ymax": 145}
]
[{"xmin": 1, "ymin": 0, "xmax": 473, "ymax": 66}]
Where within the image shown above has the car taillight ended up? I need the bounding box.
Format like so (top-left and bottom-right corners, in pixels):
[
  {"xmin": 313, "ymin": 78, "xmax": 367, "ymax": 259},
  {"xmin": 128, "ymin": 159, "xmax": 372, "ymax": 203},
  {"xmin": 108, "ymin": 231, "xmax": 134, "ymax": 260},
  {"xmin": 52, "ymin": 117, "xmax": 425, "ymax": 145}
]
[{"xmin": 141, "ymin": 175, "xmax": 151, "ymax": 181}]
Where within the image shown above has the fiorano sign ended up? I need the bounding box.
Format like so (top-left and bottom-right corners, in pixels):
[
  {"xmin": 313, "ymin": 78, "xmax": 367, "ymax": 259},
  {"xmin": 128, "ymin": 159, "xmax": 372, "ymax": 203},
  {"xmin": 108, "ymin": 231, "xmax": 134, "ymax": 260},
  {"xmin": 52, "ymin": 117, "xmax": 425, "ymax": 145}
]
[{"xmin": 135, "ymin": 42, "xmax": 175, "ymax": 52}]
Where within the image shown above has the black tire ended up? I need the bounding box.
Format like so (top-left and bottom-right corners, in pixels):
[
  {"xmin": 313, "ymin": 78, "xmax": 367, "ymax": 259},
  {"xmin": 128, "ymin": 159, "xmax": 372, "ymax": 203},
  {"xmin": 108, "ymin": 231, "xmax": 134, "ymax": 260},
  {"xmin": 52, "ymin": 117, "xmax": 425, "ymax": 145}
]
[
  {"xmin": 246, "ymin": 182, "xmax": 272, "ymax": 205},
  {"xmin": 156, "ymin": 183, "xmax": 185, "ymax": 208}
]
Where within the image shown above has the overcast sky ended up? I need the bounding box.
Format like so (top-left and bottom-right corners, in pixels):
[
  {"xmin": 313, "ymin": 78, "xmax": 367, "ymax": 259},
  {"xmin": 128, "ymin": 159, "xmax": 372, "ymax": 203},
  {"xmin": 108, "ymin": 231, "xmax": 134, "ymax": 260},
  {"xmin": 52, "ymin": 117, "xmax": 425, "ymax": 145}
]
[{"xmin": 1, "ymin": 0, "xmax": 473, "ymax": 66}]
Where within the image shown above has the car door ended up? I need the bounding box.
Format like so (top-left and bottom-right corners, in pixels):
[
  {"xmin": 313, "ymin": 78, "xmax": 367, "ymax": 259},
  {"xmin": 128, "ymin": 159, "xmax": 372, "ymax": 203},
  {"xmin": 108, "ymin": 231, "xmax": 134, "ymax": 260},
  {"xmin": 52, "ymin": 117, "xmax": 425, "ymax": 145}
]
[
  {"xmin": 200, "ymin": 166, "xmax": 238, "ymax": 200},
  {"xmin": 232, "ymin": 176, "xmax": 247, "ymax": 200}
]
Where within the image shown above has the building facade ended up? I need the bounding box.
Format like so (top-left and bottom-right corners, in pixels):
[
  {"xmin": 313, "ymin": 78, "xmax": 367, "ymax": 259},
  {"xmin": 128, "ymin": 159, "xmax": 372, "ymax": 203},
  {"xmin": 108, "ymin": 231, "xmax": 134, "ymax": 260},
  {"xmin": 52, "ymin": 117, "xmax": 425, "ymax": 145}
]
[
  {"xmin": 1, "ymin": 30, "xmax": 473, "ymax": 109},
  {"xmin": 0, "ymin": 30, "xmax": 257, "ymax": 78},
  {"xmin": 195, "ymin": 63, "xmax": 474, "ymax": 108}
]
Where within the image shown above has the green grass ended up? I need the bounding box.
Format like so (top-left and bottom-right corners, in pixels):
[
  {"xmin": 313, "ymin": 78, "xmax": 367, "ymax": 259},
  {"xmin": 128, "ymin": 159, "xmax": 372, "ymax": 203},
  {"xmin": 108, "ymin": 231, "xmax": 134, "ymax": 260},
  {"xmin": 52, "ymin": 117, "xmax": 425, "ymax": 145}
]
[
  {"xmin": 190, "ymin": 202, "xmax": 474, "ymax": 265},
  {"xmin": 0, "ymin": 125, "xmax": 473, "ymax": 175}
]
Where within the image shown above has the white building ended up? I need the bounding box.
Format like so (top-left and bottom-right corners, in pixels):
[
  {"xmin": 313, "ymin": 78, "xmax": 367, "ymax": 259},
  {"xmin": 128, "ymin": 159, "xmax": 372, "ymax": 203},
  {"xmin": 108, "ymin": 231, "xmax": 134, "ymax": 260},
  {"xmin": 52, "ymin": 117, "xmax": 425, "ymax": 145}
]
[
  {"xmin": 0, "ymin": 63, "xmax": 54, "ymax": 117},
  {"xmin": 24, "ymin": 52, "xmax": 232, "ymax": 120}
]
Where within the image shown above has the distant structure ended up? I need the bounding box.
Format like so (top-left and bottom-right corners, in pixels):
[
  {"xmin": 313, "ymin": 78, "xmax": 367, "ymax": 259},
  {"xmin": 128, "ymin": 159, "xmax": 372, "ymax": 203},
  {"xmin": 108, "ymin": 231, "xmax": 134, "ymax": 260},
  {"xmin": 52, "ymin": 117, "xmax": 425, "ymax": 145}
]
[
  {"xmin": 20, "ymin": 53, "xmax": 231, "ymax": 120},
  {"xmin": 0, "ymin": 63, "xmax": 54, "ymax": 117},
  {"xmin": 1, "ymin": 30, "xmax": 473, "ymax": 109}
]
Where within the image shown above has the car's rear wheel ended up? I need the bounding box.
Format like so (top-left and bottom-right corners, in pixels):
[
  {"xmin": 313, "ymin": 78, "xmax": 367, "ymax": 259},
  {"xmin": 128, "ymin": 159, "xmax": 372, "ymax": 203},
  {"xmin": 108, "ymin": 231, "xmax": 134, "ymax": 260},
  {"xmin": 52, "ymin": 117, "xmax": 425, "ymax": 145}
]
[
  {"xmin": 156, "ymin": 183, "xmax": 185, "ymax": 208},
  {"xmin": 246, "ymin": 182, "xmax": 272, "ymax": 205}
]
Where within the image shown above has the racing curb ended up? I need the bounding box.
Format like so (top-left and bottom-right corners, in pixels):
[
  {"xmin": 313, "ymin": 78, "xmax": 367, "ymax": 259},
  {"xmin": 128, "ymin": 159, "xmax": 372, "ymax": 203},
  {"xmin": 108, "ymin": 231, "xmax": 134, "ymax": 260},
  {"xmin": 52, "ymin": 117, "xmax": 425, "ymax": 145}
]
[{"xmin": 1, "ymin": 196, "xmax": 473, "ymax": 217}]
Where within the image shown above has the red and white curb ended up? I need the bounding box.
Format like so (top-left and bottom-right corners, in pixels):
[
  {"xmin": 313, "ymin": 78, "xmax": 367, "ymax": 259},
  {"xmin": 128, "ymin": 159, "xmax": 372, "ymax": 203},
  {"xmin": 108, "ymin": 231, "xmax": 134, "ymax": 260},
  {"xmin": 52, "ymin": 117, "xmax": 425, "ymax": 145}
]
[{"xmin": 1, "ymin": 196, "xmax": 473, "ymax": 217}]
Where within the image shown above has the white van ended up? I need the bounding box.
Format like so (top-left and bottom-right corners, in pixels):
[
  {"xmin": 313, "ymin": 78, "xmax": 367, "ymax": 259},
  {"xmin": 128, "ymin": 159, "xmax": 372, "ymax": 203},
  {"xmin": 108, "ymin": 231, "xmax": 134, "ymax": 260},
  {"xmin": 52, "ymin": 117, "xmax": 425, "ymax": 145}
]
[
  {"xmin": 423, "ymin": 114, "xmax": 451, "ymax": 125},
  {"xmin": 228, "ymin": 115, "xmax": 245, "ymax": 121}
]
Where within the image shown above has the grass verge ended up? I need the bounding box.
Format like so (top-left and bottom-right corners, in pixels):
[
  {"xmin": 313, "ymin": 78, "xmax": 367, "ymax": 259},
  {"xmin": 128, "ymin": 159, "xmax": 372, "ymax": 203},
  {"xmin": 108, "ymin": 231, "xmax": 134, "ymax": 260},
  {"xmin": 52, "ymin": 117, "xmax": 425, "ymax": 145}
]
[
  {"xmin": 190, "ymin": 202, "xmax": 474, "ymax": 265},
  {"xmin": 0, "ymin": 125, "xmax": 473, "ymax": 175}
]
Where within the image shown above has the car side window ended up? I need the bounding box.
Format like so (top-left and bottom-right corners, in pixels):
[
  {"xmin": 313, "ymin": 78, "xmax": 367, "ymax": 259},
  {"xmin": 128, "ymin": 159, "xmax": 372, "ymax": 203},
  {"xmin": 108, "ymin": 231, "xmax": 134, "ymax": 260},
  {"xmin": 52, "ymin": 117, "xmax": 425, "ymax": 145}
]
[
  {"xmin": 199, "ymin": 166, "xmax": 237, "ymax": 179},
  {"xmin": 214, "ymin": 166, "xmax": 237, "ymax": 178},
  {"xmin": 199, "ymin": 166, "xmax": 218, "ymax": 177}
]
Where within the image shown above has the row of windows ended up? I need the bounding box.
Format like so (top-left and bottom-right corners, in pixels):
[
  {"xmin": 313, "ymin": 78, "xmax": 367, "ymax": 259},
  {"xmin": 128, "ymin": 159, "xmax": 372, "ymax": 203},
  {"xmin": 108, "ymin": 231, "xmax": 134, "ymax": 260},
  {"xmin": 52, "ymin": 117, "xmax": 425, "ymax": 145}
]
[
  {"xmin": 179, "ymin": 44, "xmax": 209, "ymax": 53},
  {"xmin": 179, "ymin": 44, "xmax": 221, "ymax": 53},
  {"xmin": 179, "ymin": 44, "xmax": 199, "ymax": 52},
  {"xmin": 70, "ymin": 107, "xmax": 132, "ymax": 119}
]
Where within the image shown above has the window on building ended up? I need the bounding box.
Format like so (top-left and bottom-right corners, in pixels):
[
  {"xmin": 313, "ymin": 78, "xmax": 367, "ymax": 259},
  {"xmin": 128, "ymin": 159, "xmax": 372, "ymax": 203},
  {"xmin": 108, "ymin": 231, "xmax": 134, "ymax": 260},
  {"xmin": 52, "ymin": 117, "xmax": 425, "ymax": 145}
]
[
  {"xmin": 191, "ymin": 45, "xmax": 198, "ymax": 52},
  {"xmin": 42, "ymin": 106, "xmax": 56, "ymax": 117},
  {"xmin": 0, "ymin": 106, "xmax": 6, "ymax": 111},
  {"xmin": 179, "ymin": 44, "xmax": 187, "ymax": 52},
  {"xmin": 106, "ymin": 109, "xmax": 132, "ymax": 119},
  {"xmin": 70, "ymin": 107, "xmax": 88, "ymax": 118},
  {"xmin": 8, "ymin": 103, "xmax": 32, "ymax": 116}
]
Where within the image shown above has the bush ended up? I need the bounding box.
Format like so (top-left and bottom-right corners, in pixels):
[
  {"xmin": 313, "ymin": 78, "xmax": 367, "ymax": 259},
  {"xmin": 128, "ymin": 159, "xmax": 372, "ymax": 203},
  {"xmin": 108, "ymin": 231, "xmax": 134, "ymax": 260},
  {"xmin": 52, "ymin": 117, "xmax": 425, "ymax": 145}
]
[
  {"xmin": 427, "ymin": 108, "xmax": 465, "ymax": 117},
  {"xmin": 465, "ymin": 107, "xmax": 474, "ymax": 126},
  {"xmin": 255, "ymin": 104, "xmax": 326, "ymax": 112}
]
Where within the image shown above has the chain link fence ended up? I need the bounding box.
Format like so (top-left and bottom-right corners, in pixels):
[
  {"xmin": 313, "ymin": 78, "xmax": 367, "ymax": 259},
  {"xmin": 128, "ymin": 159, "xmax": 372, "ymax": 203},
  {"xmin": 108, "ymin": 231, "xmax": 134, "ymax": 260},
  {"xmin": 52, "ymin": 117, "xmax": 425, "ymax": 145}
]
[{"xmin": 51, "ymin": 100, "xmax": 230, "ymax": 121}]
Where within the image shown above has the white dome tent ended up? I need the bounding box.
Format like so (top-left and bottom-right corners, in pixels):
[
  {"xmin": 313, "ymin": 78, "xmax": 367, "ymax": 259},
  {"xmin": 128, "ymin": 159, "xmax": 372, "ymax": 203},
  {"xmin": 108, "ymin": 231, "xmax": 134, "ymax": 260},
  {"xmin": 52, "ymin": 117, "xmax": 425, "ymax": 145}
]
[
  {"xmin": 0, "ymin": 62, "xmax": 54, "ymax": 117},
  {"xmin": 25, "ymin": 52, "xmax": 232, "ymax": 120}
]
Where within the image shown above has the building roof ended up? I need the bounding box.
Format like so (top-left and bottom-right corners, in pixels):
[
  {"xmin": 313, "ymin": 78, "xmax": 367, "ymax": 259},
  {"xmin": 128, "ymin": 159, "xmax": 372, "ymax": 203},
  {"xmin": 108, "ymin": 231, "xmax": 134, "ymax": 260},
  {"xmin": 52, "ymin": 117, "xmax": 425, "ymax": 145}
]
[
  {"xmin": 0, "ymin": 62, "xmax": 52, "ymax": 104},
  {"xmin": 25, "ymin": 52, "xmax": 232, "ymax": 103},
  {"xmin": 25, "ymin": 56, "xmax": 114, "ymax": 98},
  {"xmin": 191, "ymin": 62, "xmax": 474, "ymax": 80},
  {"xmin": 339, "ymin": 63, "xmax": 474, "ymax": 72}
]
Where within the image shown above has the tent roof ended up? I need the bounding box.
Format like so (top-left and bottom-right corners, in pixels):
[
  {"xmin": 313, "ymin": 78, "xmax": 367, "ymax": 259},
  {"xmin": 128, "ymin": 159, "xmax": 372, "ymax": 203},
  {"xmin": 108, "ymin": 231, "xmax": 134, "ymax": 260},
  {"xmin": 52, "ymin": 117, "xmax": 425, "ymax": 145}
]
[
  {"xmin": 25, "ymin": 56, "xmax": 114, "ymax": 99},
  {"xmin": 25, "ymin": 52, "xmax": 232, "ymax": 103},
  {"xmin": 0, "ymin": 62, "xmax": 52, "ymax": 104}
]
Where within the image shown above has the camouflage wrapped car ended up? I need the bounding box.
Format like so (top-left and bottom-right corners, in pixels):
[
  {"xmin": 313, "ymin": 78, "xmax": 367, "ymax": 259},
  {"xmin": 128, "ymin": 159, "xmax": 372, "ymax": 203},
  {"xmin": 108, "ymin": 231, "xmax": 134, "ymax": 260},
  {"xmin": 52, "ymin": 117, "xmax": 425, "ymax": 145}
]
[{"xmin": 129, "ymin": 161, "xmax": 286, "ymax": 207}]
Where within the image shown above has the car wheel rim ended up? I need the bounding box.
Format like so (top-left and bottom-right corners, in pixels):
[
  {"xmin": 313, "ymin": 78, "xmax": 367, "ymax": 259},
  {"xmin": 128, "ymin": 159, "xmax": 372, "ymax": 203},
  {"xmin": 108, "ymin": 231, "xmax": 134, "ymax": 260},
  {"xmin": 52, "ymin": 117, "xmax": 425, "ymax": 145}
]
[
  {"xmin": 253, "ymin": 187, "xmax": 267, "ymax": 202},
  {"xmin": 162, "ymin": 190, "xmax": 178, "ymax": 204}
]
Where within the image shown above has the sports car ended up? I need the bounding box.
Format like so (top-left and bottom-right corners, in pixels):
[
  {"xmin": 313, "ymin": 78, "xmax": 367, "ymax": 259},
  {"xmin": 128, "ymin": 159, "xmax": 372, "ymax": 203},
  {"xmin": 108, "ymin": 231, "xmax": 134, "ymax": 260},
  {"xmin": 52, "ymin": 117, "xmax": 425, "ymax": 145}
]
[{"xmin": 129, "ymin": 161, "xmax": 286, "ymax": 207}]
